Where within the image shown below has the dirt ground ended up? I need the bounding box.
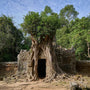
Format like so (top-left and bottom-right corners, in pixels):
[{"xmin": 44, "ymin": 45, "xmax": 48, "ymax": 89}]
[
  {"xmin": 0, "ymin": 79, "xmax": 69, "ymax": 90},
  {"xmin": 0, "ymin": 76, "xmax": 90, "ymax": 90}
]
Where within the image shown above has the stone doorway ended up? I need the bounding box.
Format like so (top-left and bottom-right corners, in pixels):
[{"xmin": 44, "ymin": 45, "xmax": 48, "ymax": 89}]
[{"xmin": 37, "ymin": 59, "xmax": 46, "ymax": 79}]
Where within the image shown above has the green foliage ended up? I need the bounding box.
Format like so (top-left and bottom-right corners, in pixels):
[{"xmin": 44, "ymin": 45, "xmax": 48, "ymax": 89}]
[
  {"xmin": 59, "ymin": 5, "xmax": 79, "ymax": 21},
  {"xmin": 21, "ymin": 6, "xmax": 59, "ymax": 42},
  {"xmin": 58, "ymin": 17, "xmax": 69, "ymax": 28},
  {"xmin": 21, "ymin": 12, "xmax": 41, "ymax": 36},
  {"xmin": 21, "ymin": 36, "xmax": 32, "ymax": 50},
  {"xmin": 56, "ymin": 16, "xmax": 90, "ymax": 60},
  {"xmin": 44, "ymin": 6, "xmax": 52, "ymax": 14},
  {"xmin": 0, "ymin": 15, "xmax": 24, "ymax": 62},
  {"xmin": 56, "ymin": 26, "xmax": 70, "ymax": 48}
]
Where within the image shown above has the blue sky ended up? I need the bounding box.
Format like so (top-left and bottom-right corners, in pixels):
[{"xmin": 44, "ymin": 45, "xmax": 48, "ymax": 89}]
[{"xmin": 0, "ymin": 0, "xmax": 90, "ymax": 28}]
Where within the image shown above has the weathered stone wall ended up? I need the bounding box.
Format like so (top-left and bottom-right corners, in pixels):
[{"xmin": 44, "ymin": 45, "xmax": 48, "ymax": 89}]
[
  {"xmin": 0, "ymin": 47, "xmax": 76, "ymax": 79},
  {"xmin": 55, "ymin": 46, "xmax": 76, "ymax": 73},
  {"xmin": 0, "ymin": 60, "xmax": 90, "ymax": 79},
  {"xmin": 76, "ymin": 60, "xmax": 90, "ymax": 76},
  {"xmin": 17, "ymin": 50, "xmax": 30, "ymax": 74},
  {"xmin": 17, "ymin": 47, "xmax": 76, "ymax": 79},
  {"xmin": 0, "ymin": 54, "xmax": 90, "ymax": 79},
  {"xmin": 0, "ymin": 62, "xmax": 17, "ymax": 78}
]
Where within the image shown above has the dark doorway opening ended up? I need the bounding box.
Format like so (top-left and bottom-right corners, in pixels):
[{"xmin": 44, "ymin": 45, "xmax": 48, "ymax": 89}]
[{"xmin": 37, "ymin": 59, "xmax": 46, "ymax": 79}]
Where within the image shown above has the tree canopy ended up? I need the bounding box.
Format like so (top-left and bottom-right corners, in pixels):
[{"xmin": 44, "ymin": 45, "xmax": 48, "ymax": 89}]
[
  {"xmin": 0, "ymin": 15, "xmax": 24, "ymax": 61},
  {"xmin": 21, "ymin": 6, "xmax": 59, "ymax": 43},
  {"xmin": 56, "ymin": 16, "xmax": 90, "ymax": 60},
  {"xmin": 59, "ymin": 5, "xmax": 79, "ymax": 21}
]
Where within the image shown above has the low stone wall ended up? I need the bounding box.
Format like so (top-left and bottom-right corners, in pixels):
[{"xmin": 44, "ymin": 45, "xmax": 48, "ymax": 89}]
[
  {"xmin": 56, "ymin": 47, "xmax": 76, "ymax": 73},
  {"xmin": 76, "ymin": 60, "xmax": 90, "ymax": 76},
  {"xmin": 0, "ymin": 62, "xmax": 18, "ymax": 78},
  {"xmin": 0, "ymin": 60, "xmax": 90, "ymax": 78}
]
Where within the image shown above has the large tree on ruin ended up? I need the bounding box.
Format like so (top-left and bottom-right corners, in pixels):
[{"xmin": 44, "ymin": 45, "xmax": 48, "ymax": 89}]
[{"xmin": 21, "ymin": 6, "xmax": 63, "ymax": 81}]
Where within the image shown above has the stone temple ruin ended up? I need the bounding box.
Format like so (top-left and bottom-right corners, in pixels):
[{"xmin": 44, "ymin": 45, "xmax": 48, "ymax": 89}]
[
  {"xmin": 0, "ymin": 44, "xmax": 89, "ymax": 89},
  {"xmin": 17, "ymin": 46, "xmax": 76, "ymax": 81}
]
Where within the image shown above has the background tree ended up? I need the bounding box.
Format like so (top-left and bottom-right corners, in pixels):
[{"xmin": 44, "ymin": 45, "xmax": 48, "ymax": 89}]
[
  {"xmin": 0, "ymin": 15, "xmax": 23, "ymax": 62},
  {"xmin": 59, "ymin": 5, "xmax": 79, "ymax": 22},
  {"xmin": 21, "ymin": 36, "xmax": 32, "ymax": 50},
  {"xmin": 56, "ymin": 16, "xmax": 90, "ymax": 60}
]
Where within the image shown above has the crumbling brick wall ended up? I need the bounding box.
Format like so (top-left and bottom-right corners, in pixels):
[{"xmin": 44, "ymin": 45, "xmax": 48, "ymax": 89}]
[
  {"xmin": 0, "ymin": 46, "xmax": 90, "ymax": 80},
  {"xmin": 0, "ymin": 54, "xmax": 90, "ymax": 79},
  {"xmin": 55, "ymin": 46, "xmax": 76, "ymax": 73},
  {"xmin": 17, "ymin": 47, "xmax": 76, "ymax": 76},
  {"xmin": 0, "ymin": 62, "xmax": 17, "ymax": 78},
  {"xmin": 76, "ymin": 60, "xmax": 90, "ymax": 76}
]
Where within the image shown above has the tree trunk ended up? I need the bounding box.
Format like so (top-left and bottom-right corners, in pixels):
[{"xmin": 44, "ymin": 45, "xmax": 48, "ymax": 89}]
[{"xmin": 26, "ymin": 36, "xmax": 63, "ymax": 81}]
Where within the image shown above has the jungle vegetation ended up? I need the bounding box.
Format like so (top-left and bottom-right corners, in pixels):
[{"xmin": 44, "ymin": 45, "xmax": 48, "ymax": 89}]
[{"xmin": 0, "ymin": 5, "xmax": 90, "ymax": 62}]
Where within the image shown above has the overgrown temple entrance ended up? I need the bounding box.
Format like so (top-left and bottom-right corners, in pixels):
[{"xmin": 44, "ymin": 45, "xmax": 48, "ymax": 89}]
[{"xmin": 37, "ymin": 59, "xmax": 46, "ymax": 79}]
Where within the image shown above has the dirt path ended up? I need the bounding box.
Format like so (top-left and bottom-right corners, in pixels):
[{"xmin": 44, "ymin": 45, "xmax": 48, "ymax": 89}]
[
  {"xmin": 0, "ymin": 76, "xmax": 90, "ymax": 90},
  {"xmin": 0, "ymin": 80, "xmax": 69, "ymax": 90}
]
